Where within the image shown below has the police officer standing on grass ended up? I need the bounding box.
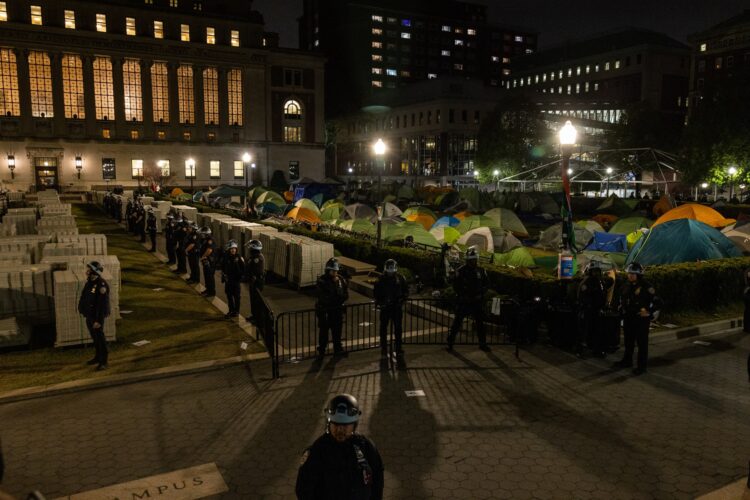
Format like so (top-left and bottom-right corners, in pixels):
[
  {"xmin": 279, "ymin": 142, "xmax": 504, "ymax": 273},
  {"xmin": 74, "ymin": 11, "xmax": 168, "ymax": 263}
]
[
  {"xmin": 165, "ymin": 214, "xmax": 176, "ymax": 265},
  {"xmin": 296, "ymin": 394, "xmax": 384, "ymax": 500},
  {"xmin": 316, "ymin": 258, "xmax": 349, "ymax": 359},
  {"xmin": 222, "ymin": 240, "xmax": 245, "ymax": 318},
  {"xmin": 174, "ymin": 219, "xmax": 188, "ymax": 274},
  {"xmin": 243, "ymin": 239, "xmax": 265, "ymax": 323},
  {"xmin": 126, "ymin": 199, "xmax": 134, "ymax": 232},
  {"xmin": 616, "ymin": 262, "xmax": 656, "ymax": 375},
  {"xmin": 374, "ymin": 259, "xmax": 409, "ymax": 357},
  {"xmin": 136, "ymin": 204, "xmax": 146, "ymax": 243},
  {"xmin": 146, "ymin": 208, "xmax": 157, "ymax": 252},
  {"xmin": 576, "ymin": 261, "xmax": 613, "ymax": 358},
  {"xmin": 77, "ymin": 261, "xmax": 111, "ymax": 371},
  {"xmin": 185, "ymin": 223, "xmax": 201, "ymax": 284},
  {"xmin": 199, "ymin": 226, "xmax": 216, "ymax": 298},
  {"xmin": 447, "ymin": 247, "xmax": 490, "ymax": 352}
]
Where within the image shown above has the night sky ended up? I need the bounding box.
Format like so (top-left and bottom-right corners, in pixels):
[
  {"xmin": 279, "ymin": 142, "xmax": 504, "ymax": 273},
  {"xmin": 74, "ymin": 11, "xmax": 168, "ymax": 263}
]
[{"xmin": 253, "ymin": 0, "xmax": 748, "ymax": 49}]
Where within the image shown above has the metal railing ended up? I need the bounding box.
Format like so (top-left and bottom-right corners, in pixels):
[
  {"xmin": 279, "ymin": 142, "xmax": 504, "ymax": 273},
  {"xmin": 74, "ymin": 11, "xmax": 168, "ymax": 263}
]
[{"xmin": 267, "ymin": 297, "xmax": 523, "ymax": 378}]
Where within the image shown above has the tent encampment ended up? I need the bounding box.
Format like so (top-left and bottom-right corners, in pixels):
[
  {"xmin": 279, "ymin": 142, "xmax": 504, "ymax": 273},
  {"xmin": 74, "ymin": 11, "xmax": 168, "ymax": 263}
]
[
  {"xmin": 653, "ymin": 203, "xmax": 735, "ymax": 228},
  {"xmin": 338, "ymin": 219, "xmax": 376, "ymax": 236},
  {"xmin": 483, "ymin": 208, "xmax": 529, "ymax": 237},
  {"xmin": 432, "ymin": 216, "xmax": 461, "ymax": 229},
  {"xmin": 402, "ymin": 206, "xmax": 437, "ymax": 220},
  {"xmin": 652, "ymin": 195, "xmax": 676, "ymax": 218},
  {"xmin": 286, "ymin": 207, "xmax": 321, "ymax": 223},
  {"xmin": 430, "ymin": 226, "xmax": 461, "ymax": 245},
  {"xmin": 576, "ymin": 220, "xmax": 606, "ymax": 235},
  {"xmin": 320, "ymin": 204, "xmax": 343, "ymax": 221},
  {"xmin": 456, "ymin": 215, "xmax": 500, "ymax": 234},
  {"xmin": 595, "ymin": 194, "xmax": 632, "ymax": 216},
  {"xmin": 585, "ymin": 231, "xmax": 628, "ymax": 253},
  {"xmin": 343, "ymin": 203, "xmax": 377, "ymax": 222},
  {"xmin": 294, "ymin": 198, "xmax": 322, "ymax": 215},
  {"xmin": 492, "ymin": 247, "xmax": 535, "ymax": 268},
  {"xmin": 382, "ymin": 202, "xmax": 403, "ymax": 218},
  {"xmin": 457, "ymin": 227, "xmax": 521, "ymax": 253},
  {"xmin": 609, "ymin": 216, "xmax": 652, "ymax": 235},
  {"xmin": 255, "ymin": 190, "xmax": 286, "ymax": 207},
  {"xmin": 536, "ymin": 223, "xmax": 594, "ymax": 250},
  {"xmin": 406, "ymin": 213, "xmax": 436, "ymax": 231}
]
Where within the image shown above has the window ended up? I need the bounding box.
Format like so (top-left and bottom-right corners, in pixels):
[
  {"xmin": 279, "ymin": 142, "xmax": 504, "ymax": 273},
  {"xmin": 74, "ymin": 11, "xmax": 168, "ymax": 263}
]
[
  {"xmin": 401, "ymin": 19, "xmax": 411, "ymax": 27},
  {"xmin": 64, "ymin": 10, "xmax": 75, "ymax": 29},
  {"xmin": 177, "ymin": 65, "xmax": 194, "ymax": 123},
  {"xmin": 515, "ymin": 35, "xmax": 523, "ymax": 42},
  {"xmin": 387, "ymin": 17, "xmax": 396, "ymax": 24},
  {"xmin": 442, "ymin": 25, "xmax": 451, "ymax": 32},
  {"xmin": 284, "ymin": 126, "xmax": 302, "ymax": 142},
  {"xmin": 130, "ymin": 130, "xmax": 139, "ymax": 140},
  {"xmin": 126, "ymin": 17, "xmax": 136, "ymax": 35},
  {"xmin": 454, "ymin": 63, "xmax": 463, "ymax": 70},
  {"xmin": 206, "ymin": 27, "xmax": 215, "ymax": 44},
  {"xmin": 442, "ymin": 50, "xmax": 451, "ymax": 57},
  {"xmin": 185, "ymin": 159, "xmax": 195, "ymax": 178},
  {"xmin": 93, "ymin": 57, "xmax": 114, "ymax": 120},
  {"xmin": 615, "ymin": 60, "xmax": 621, "ymax": 69},
  {"xmin": 284, "ymin": 99, "xmax": 301, "ymax": 119},
  {"xmin": 372, "ymin": 15, "xmax": 383, "ymax": 22},
  {"xmin": 203, "ymin": 68, "xmax": 218, "ymax": 124},
  {"xmin": 401, "ymin": 32, "xmax": 411, "ymax": 39},
  {"xmin": 386, "ymin": 68, "xmax": 397, "ymax": 76},
  {"xmin": 698, "ymin": 60, "xmax": 706, "ymax": 72},
  {"xmin": 193, "ymin": 2, "xmax": 202, "ymax": 10},
  {"xmin": 467, "ymin": 28, "xmax": 476, "ymax": 36},
  {"xmin": 372, "ymin": 80, "xmax": 382, "ymax": 87},
  {"xmin": 181, "ymin": 24, "xmax": 190, "ymax": 41},
  {"xmin": 372, "ymin": 54, "xmax": 383, "ymax": 62},
  {"xmin": 454, "ymin": 39, "xmax": 464, "ymax": 46},
  {"xmin": 28, "ymin": 51, "xmax": 53, "ymax": 117},
  {"xmin": 157, "ymin": 130, "xmax": 166, "ymax": 139},
  {"xmin": 233, "ymin": 160, "xmax": 244, "ymax": 178},
  {"xmin": 96, "ymin": 14, "xmax": 106, "ymax": 32},
  {"xmin": 491, "ymin": 56, "xmax": 499, "ymax": 62},
  {"xmin": 159, "ymin": 160, "xmax": 170, "ymax": 176},
  {"xmin": 0, "ymin": 49, "xmax": 20, "ymax": 116},
  {"xmin": 231, "ymin": 30, "xmax": 240, "ymax": 47},
  {"xmin": 700, "ymin": 43, "xmax": 707, "ymax": 52},
  {"xmin": 170, "ymin": 0, "xmax": 178, "ymax": 6},
  {"xmin": 151, "ymin": 62, "xmax": 169, "ymax": 122},
  {"xmin": 102, "ymin": 128, "xmax": 111, "ymax": 138},
  {"xmin": 372, "ymin": 28, "xmax": 382, "ymax": 36},
  {"xmin": 727, "ymin": 55, "xmax": 734, "ymax": 68},
  {"xmin": 131, "ymin": 159, "xmax": 143, "ymax": 178},
  {"xmin": 62, "ymin": 55, "xmax": 84, "ymax": 119},
  {"xmin": 372, "ymin": 41, "xmax": 382, "ymax": 49},
  {"xmin": 30, "ymin": 5, "xmax": 42, "ymax": 25},
  {"xmin": 228, "ymin": 68, "xmax": 243, "ymax": 126},
  {"xmin": 428, "ymin": 73, "xmax": 437, "ymax": 79},
  {"xmin": 123, "ymin": 59, "xmax": 142, "ymax": 121},
  {"xmin": 209, "ymin": 160, "xmax": 220, "ymax": 178},
  {"xmin": 400, "ymin": 70, "xmax": 410, "ymax": 77},
  {"xmin": 372, "ymin": 67, "xmax": 382, "ymax": 75},
  {"xmin": 604, "ymin": 62, "xmax": 610, "ymax": 71},
  {"xmin": 154, "ymin": 21, "xmax": 163, "ymax": 38}
]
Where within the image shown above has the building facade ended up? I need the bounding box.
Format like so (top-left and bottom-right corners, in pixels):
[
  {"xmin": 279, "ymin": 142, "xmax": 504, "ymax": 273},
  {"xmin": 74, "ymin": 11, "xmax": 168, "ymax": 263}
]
[
  {"xmin": 0, "ymin": 0, "xmax": 325, "ymax": 192},
  {"xmin": 299, "ymin": 0, "xmax": 536, "ymax": 118}
]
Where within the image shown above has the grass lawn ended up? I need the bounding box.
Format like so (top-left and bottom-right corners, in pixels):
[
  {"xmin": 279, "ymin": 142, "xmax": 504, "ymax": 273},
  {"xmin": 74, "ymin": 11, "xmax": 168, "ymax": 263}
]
[{"xmin": 0, "ymin": 203, "xmax": 266, "ymax": 394}]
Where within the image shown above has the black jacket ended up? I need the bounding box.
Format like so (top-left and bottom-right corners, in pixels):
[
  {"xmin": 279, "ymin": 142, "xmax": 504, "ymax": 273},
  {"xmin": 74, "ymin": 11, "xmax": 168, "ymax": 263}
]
[
  {"xmin": 77, "ymin": 276, "xmax": 111, "ymax": 324},
  {"xmin": 222, "ymin": 253, "xmax": 245, "ymax": 282},
  {"xmin": 316, "ymin": 273, "xmax": 349, "ymax": 310},
  {"xmin": 452, "ymin": 264, "xmax": 488, "ymax": 303},
  {"xmin": 620, "ymin": 278, "xmax": 656, "ymax": 318},
  {"xmin": 374, "ymin": 273, "xmax": 408, "ymax": 308},
  {"xmin": 578, "ymin": 274, "xmax": 613, "ymax": 311},
  {"xmin": 244, "ymin": 252, "xmax": 266, "ymax": 289},
  {"xmin": 296, "ymin": 433, "xmax": 384, "ymax": 500}
]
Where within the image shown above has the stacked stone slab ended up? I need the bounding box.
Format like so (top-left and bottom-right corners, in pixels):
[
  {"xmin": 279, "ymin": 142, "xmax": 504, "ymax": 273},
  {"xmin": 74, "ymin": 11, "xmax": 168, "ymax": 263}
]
[
  {"xmin": 240, "ymin": 225, "xmax": 278, "ymax": 260},
  {"xmin": 0, "ymin": 251, "xmax": 32, "ymax": 265},
  {"xmin": 40, "ymin": 203, "xmax": 72, "ymax": 216},
  {"xmin": 6, "ymin": 208, "xmax": 36, "ymax": 215},
  {"xmin": 2, "ymin": 214, "xmax": 36, "ymax": 235},
  {"xmin": 53, "ymin": 268, "xmax": 117, "ymax": 347},
  {"xmin": 0, "ymin": 264, "xmax": 55, "ymax": 326},
  {"xmin": 0, "ymin": 236, "xmax": 51, "ymax": 263},
  {"xmin": 0, "ymin": 223, "xmax": 17, "ymax": 237},
  {"xmin": 6, "ymin": 192, "xmax": 24, "ymax": 203},
  {"xmin": 57, "ymin": 234, "xmax": 107, "ymax": 255},
  {"xmin": 288, "ymin": 238, "xmax": 335, "ymax": 288},
  {"xmin": 36, "ymin": 190, "xmax": 60, "ymax": 203},
  {"xmin": 171, "ymin": 205, "xmax": 198, "ymax": 222},
  {"xmin": 0, "ymin": 317, "xmax": 31, "ymax": 348},
  {"xmin": 42, "ymin": 243, "xmax": 88, "ymax": 258}
]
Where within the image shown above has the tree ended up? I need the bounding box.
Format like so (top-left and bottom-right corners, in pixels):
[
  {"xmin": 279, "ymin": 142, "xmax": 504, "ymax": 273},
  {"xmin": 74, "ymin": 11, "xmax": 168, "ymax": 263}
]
[
  {"xmin": 474, "ymin": 96, "xmax": 551, "ymax": 183},
  {"xmin": 606, "ymin": 104, "xmax": 683, "ymax": 152},
  {"xmin": 142, "ymin": 163, "xmax": 177, "ymax": 193}
]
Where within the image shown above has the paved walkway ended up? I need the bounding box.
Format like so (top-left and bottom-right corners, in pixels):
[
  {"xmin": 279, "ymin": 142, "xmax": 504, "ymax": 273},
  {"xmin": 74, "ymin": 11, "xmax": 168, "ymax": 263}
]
[{"xmin": 1, "ymin": 328, "xmax": 749, "ymax": 499}]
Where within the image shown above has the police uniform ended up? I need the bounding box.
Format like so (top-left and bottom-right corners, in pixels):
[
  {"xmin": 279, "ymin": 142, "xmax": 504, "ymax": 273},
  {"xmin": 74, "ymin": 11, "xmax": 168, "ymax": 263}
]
[
  {"xmin": 135, "ymin": 207, "xmax": 146, "ymax": 242},
  {"xmin": 186, "ymin": 228, "xmax": 201, "ymax": 283},
  {"xmin": 577, "ymin": 269, "xmax": 613, "ymax": 356},
  {"xmin": 296, "ymin": 433, "xmax": 384, "ymax": 500},
  {"xmin": 316, "ymin": 272, "xmax": 349, "ymax": 356},
  {"xmin": 147, "ymin": 212, "xmax": 157, "ymax": 252},
  {"xmin": 126, "ymin": 201, "xmax": 134, "ymax": 232},
  {"xmin": 244, "ymin": 252, "xmax": 265, "ymax": 321},
  {"xmin": 116, "ymin": 198, "xmax": 122, "ymax": 223},
  {"xmin": 175, "ymin": 223, "xmax": 188, "ymax": 274},
  {"xmin": 374, "ymin": 272, "xmax": 408, "ymax": 353},
  {"xmin": 200, "ymin": 234, "xmax": 216, "ymax": 297},
  {"xmin": 447, "ymin": 262, "xmax": 489, "ymax": 350},
  {"xmin": 165, "ymin": 217, "xmax": 176, "ymax": 264},
  {"xmin": 619, "ymin": 277, "xmax": 656, "ymax": 372},
  {"xmin": 222, "ymin": 250, "xmax": 245, "ymax": 317},
  {"xmin": 77, "ymin": 273, "xmax": 111, "ymax": 368}
]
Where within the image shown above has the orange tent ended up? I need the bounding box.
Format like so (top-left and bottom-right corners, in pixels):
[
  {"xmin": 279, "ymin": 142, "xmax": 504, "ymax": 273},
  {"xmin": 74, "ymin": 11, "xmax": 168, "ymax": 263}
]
[
  {"xmin": 406, "ymin": 213, "xmax": 436, "ymax": 231},
  {"xmin": 653, "ymin": 203, "xmax": 735, "ymax": 228},
  {"xmin": 454, "ymin": 211, "xmax": 473, "ymax": 220},
  {"xmin": 283, "ymin": 191, "xmax": 294, "ymax": 203},
  {"xmin": 286, "ymin": 207, "xmax": 321, "ymax": 224},
  {"xmin": 652, "ymin": 195, "xmax": 675, "ymax": 217}
]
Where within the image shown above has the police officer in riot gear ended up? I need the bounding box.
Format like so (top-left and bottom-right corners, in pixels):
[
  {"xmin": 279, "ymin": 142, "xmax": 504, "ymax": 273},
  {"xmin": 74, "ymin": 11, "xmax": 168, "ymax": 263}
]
[
  {"xmin": 222, "ymin": 240, "xmax": 245, "ymax": 318},
  {"xmin": 135, "ymin": 205, "xmax": 146, "ymax": 243},
  {"xmin": 316, "ymin": 258, "xmax": 349, "ymax": 358},
  {"xmin": 577, "ymin": 261, "xmax": 613, "ymax": 358},
  {"xmin": 174, "ymin": 219, "xmax": 188, "ymax": 274},
  {"xmin": 447, "ymin": 247, "xmax": 490, "ymax": 352},
  {"xmin": 115, "ymin": 196, "xmax": 123, "ymax": 223},
  {"xmin": 374, "ymin": 259, "xmax": 409, "ymax": 356},
  {"xmin": 616, "ymin": 262, "xmax": 657, "ymax": 375},
  {"xmin": 243, "ymin": 239, "xmax": 265, "ymax": 323},
  {"xmin": 296, "ymin": 394, "xmax": 384, "ymax": 500},
  {"xmin": 146, "ymin": 208, "xmax": 157, "ymax": 252},
  {"xmin": 185, "ymin": 223, "xmax": 201, "ymax": 284},
  {"xmin": 77, "ymin": 261, "xmax": 111, "ymax": 371},
  {"xmin": 165, "ymin": 214, "xmax": 177, "ymax": 264},
  {"xmin": 126, "ymin": 199, "xmax": 135, "ymax": 232},
  {"xmin": 199, "ymin": 227, "xmax": 216, "ymax": 298}
]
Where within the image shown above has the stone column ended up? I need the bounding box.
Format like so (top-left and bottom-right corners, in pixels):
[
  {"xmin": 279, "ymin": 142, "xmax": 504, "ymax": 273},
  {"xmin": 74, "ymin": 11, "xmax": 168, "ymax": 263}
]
[
  {"xmin": 217, "ymin": 67, "xmax": 229, "ymax": 137},
  {"xmin": 193, "ymin": 64, "xmax": 205, "ymax": 139},
  {"xmin": 81, "ymin": 54, "xmax": 97, "ymax": 136},
  {"xmin": 14, "ymin": 48, "xmax": 32, "ymax": 135},
  {"xmin": 141, "ymin": 59, "xmax": 154, "ymax": 138},
  {"xmin": 49, "ymin": 52, "xmax": 66, "ymax": 136},
  {"xmin": 112, "ymin": 56, "xmax": 126, "ymax": 138},
  {"xmin": 167, "ymin": 61, "xmax": 180, "ymax": 138}
]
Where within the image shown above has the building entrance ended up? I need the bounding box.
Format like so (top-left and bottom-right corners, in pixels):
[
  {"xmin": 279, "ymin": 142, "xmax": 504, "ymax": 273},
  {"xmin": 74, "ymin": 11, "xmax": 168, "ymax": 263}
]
[{"xmin": 34, "ymin": 157, "xmax": 59, "ymax": 191}]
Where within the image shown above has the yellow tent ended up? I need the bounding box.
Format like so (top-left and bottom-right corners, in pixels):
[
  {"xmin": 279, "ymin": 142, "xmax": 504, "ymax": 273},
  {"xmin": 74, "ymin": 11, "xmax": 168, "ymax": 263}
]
[
  {"xmin": 286, "ymin": 207, "xmax": 321, "ymax": 224},
  {"xmin": 170, "ymin": 187, "xmax": 184, "ymax": 197},
  {"xmin": 653, "ymin": 203, "xmax": 735, "ymax": 228},
  {"xmin": 454, "ymin": 211, "xmax": 473, "ymax": 220}
]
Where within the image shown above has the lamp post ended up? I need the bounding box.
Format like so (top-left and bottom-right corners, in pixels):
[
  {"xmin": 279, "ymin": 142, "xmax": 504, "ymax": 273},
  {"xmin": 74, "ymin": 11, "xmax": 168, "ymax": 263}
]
[
  {"xmin": 559, "ymin": 120, "xmax": 577, "ymax": 258},
  {"xmin": 493, "ymin": 169, "xmax": 500, "ymax": 192},
  {"xmin": 242, "ymin": 152, "xmax": 251, "ymax": 192},
  {"xmin": 728, "ymin": 165, "xmax": 738, "ymax": 201},
  {"xmin": 7, "ymin": 155, "xmax": 15, "ymax": 179},
  {"xmin": 347, "ymin": 166, "xmax": 353, "ymax": 203},
  {"xmin": 605, "ymin": 166, "xmax": 613, "ymax": 197},
  {"xmin": 186, "ymin": 158, "xmax": 195, "ymax": 192},
  {"xmin": 373, "ymin": 138, "xmax": 387, "ymax": 248}
]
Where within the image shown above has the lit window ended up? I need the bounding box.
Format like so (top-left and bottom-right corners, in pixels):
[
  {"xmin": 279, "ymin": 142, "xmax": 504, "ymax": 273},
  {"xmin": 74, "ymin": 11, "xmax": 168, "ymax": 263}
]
[
  {"xmin": 525, "ymin": 48, "xmax": 533, "ymax": 54},
  {"xmin": 284, "ymin": 99, "xmax": 301, "ymax": 119},
  {"xmin": 159, "ymin": 160, "xmax": 170, "ymax": 176},
  {"xmin": 401, "ymin": 32, "xmax": 411, "ymax": 39},
  {"xmin": 387, "ymin": 17, "xmax": 396, "ymax": 24},
  {"xmin": 130, "ymin": 130, "xmax": 139, "ymax": 140},
  {"xmin": 96, "ymin": 14, "xmax": 106, "ymax": 32},
  {"xmin": 185, "ymin": 159, "xmax": 195, "ymax": 178},
  {"xmin": 0, "ymin": 2, "xmax": 6, "ymax": 22},
  {"xmin": 605, "ymin": 62, "xmax": 610, "ymax": 70},
  {"xmin": 151, "ymin": 62, "xmax": 169, "ymax": 122},
  {"xmin": 615, "ymin": 60, "xmax": 621, "ymax": 69},
  {"xmin": 567, "ymin": 68, "xmax": 572, "ymax": 76},
  {"xmin": 372, "ymin": 41, "xmax": 382, "ymax": 49},
  {"xmin": 386, "ymin": 68, "xmax": 397, "ymax": 76},
  {"xmin": 227, "ymin": 68, "xmax": 243, "ymax": 126},
  {"xmin": 28, "ymin": 51, "xmax": 53, "ymax": 117},
  {"xmin": 157, "ymin": 130, "xmax": 166, "ymax": 139},
  {"xmin": 372, "ymin": 54, "xmax": 383, "ymax": 61},
  {"xmin": 585, "ymin": 82, "xmax": 590, "ymax": 92},
  {"xmin": 209, "ymin": 160, "xmax": 220, "ymax": 178},
  {"xmin": 428, "ymin": 73, "xmax": 437, "ymax": 79},
  {"xmin": 454, "ymin": 63, "xmax": 463, "ymax": 70},
  {"xmin": 467, "ymin": 28, "xmax": 476, "ymax": 36},
  {"xmin": 177, "ymin": 65, "xmax": 194, "ymax": 123},
  {"xmin": 372, "ymin": 80, "xmax": 382, "ymax": 87},
  {"xmin": 594, "ymin": 82, "xmax": 599, "ymax": 91},
  {"xmin": 30, "ymin": 5, "xmax": 42, "ymax": 25},
  {"xmin": 503, "ymin": 57, "xmax": 510, "ymax": 64},
  {"xmin": 372, "ymin": 15, "xmax": 382, "ymax": 22},
  {"xmin": 534, "ymin": 75, "xmax": 539, "ymax": 83},
  {"xmin": 131, "ymin": 159, "xmax": 143, "ymax": 178},
  {"xmin": 61, "ymin": 55, "xmax": 84, "ymax": 119},
  {"xmin": 93, "ymin": 56, "xmax": 114, "ymax": 120},
  {"xmin": 515, "ymin": 35, "xmax": 523, "ymax": 42},
  {"xmin": 181, "ymin": 24, "xmax": 190, "ymax": 41},
  {"xmin": 401, "ymin": 70, "xmax": 410, "ymax": 77},
  {"xmin": 145, "ymin": 0, "xmax": 153, "ymax": 4},
  {"xmin": 122, "ymin": 16, "xmax": 137, "ymax": 35},
  {"xmin": 233, "ymin": 160, "xmax": 244, "ymax": 178},
  {"xmin": 700, "ymin": 43, "xmax": 707, "ymax": 52},
  {"xmin": 550, "ymin": 71, "xmax": 554, "ymax": 81},
  {"xmin": 284, "ymin": 126, "xmax": 302, "ymax": 143},
  {"xmin": 502, "ymin": 69, "xmax": 510, "ymax": 75},
  {"xmin": 527, "ymin": 76, "xmax": 531, "ymax": 85},
  {"xmin": 0, "ymin": 49, "xmax": 20, "ymax": 116},
  {"xmin": 102, "ymin": 128, "xmax": 110, "ymax": 138},
  {"xmin": 567, "ymin": 85, "xmax": 571, "ymax": 95},
  {"xmin": 372, "ymin": 67, "xmax": 382, "ymax": 75},
  {"xmin": 203, "ymin": 68, "xmax": 218, "ymax": 125},
  {"xmin": 372, "ymin": 28, "xmax": 382, "ymax": 35},
  {"xmin": 575, "ymin": 83, "xmax": 580, "ymax": 94},
  {"xmin": 542, "ymin": 73, "xmax": 547, "ymax": 82},
  {"xmin": 558, "ymin": 70, "xmax": 563, "ymax": 78},
  {"xmin": 170, "ymin": 0, "xmax": 178, "ymax": 6},
  {"xmin": 576, "ymin": 66, "xmax": 581, "ymax": 75},
  {"xmin": 123, "ymin": 59, "xmax": 142, "ymax": 121},
  {"xmin": 64, "ymin": 10, "xmax": 75, "ymax": 29},
  {"xmin": 442, "ymin": 50, "xmax": 451, "ymax": 57},
  {"xmin": 595, "ymin": 64, "xmax": 600, "ymax": 72},
  {"xmin": 231, "ymin": 30, "xmax": 240, "ymax": 47},
  {"xmin": 154, "ymin": 21, "xmax": 163, "ymax": 38},
  {"xmin": 442, "ymin": 25, "xmax": 451, "ymax": 32},
  {"xmin": 454, "ymin": 28, "xmax": 463, "ymax": 34},
  {"xmin": 454, "ymin": 39, "xmax": 464, "ymax": 46},
  {"xmin": 206, "ymin": 27, "xmax": 215, "ymax": 44},
  {"xmin": 491, "ymin": 56, "xmax": 499, "ymax": 62}
]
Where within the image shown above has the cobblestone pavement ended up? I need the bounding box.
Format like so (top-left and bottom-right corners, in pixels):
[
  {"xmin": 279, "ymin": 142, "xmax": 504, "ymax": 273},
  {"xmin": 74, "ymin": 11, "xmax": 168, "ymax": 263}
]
[{"xmin": 1, "ymin": 330, "xmax": 749, "ymax": 499}]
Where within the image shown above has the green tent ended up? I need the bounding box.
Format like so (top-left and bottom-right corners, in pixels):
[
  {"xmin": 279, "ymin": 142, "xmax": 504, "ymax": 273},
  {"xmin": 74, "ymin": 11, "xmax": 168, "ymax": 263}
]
[
  {"xmin": 384, "ymin": 222, "xmax": 441, "ymax": 248},
  {"xmin": 483, "ymin": 208, "xmax": 529, "ymax": 237},
  {"xmin": 397, "ymin": 184, "xmax": 416, "ymax": 200},
  {"xmin": 577, "ymin": 251, "xmax": 626, "ymax": 271},
  {"xmin": 402, "ymin": 206, "xmax": 437, "ymax": 220},
  {"xmin": 609, "ymin": 216, "xmax": 653, "ymax": 235},
  {"xmin": 576, "ymin": 220, "xmax": 606, "ymax": 234},
  {"xmin": 255, "ymin": 190, "xmax": 286, "ymax": 207},
  {"xmin": 595, "ymin": 194, "xmax": 633, "ymax": 216},
  {"xmin": 493, "ymin": 247, "xmax": 535, "ymax": 268},
  {"xmin": 247, "ymin": 186, "xmax": 267, "ymax": 204},
  {"xmin": 456, "ymin": 215, "xmax": 500, "ymax": 234},
  {"xmin": 383, "ymin": 194, "xmax": 398, "ymax": 204},
  {"xmin": 320, "ymin": 205, "xmax": 342, "ymax": 221},
  {"xmin": 338, "ymin": 219, "xmax": 376, "ymax": 236},
  {"xmin": 294, "ymin": 198, "xmax": 321, "ymax": 215},
  {"xmin": 430, "ymin": 226, "xmax": 461, "ymax": 245},
  {"xmin": 321, "ymin": 199, "xmax": 344, "ymax": 211},
  {"xmin": 174, "ymin": 193, "xmax": 192, "ymax": 201}
]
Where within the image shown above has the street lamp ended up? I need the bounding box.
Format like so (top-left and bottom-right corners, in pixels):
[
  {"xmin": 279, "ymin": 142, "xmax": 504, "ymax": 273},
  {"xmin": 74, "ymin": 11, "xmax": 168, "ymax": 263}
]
[
  {"xmin": 186, "ymin": 158, "xmax": 195, "ymax": 192},
  {"xmin": 558, "ymin": 120, "xmax": 577, "ymax": 258},
  {"xmin": 7, "ymin": 155, "xmax": 15, "ymax": 179},
  {"xmin": 75, "ymin": 156, "xmax": 83, "ymax": 179},
  {"xmin": 728, "ymin": 165, "xmax": 738, "ymax": 200},
  {"xmin": 373, "ymin": 138, "xmax": 387, "ymax": 247},
  {"xmin": 347, "ymin": 167, "xmax": 353, "ymax": 203},
  {"xmin": 605, "ymin": 166, "xmax": 614, "ymax": 196},
  {"xmin": 493, "ymin": 169, "xmax": 500, "ymax": 191}
]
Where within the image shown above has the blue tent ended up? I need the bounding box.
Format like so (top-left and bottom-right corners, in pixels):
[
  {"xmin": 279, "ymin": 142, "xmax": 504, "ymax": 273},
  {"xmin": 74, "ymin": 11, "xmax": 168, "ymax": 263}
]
[
  {"xmin": 585, "ymin": 231, "xmax": 628, "ymax": 253},
  {"xmin": 626, "ymin": 219, "xmax": 741, "ymax": 266},
  {"xmin": 293, "ymin": 182, "xmax": 335, "ymax": 203},
  {"xmin": 432, "ymin": 216, "xmax": 461, "ymax": 229}
]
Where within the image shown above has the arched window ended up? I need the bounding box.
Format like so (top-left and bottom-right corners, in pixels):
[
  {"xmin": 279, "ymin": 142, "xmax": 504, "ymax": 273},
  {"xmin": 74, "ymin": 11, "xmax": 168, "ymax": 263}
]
[
  {"xmin": 284, "ymin": 99, "xmax": 302, "ymax": 119},
  {"xmin": 283, "ymin": 99, "xmax": 303, "ymax": 142}
]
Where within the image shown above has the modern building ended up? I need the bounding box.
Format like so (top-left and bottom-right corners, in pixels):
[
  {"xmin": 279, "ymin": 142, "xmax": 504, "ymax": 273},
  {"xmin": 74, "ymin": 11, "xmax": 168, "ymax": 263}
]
[
  {"xmin": 0, "ymin": 0, "xmax": 325, "ymax": 192},
  {"xmin": 507, "ymin": 28, "xmax": 690, "ymax": 142},
  {"xmin": 299, "ymin": 0, "xmax": 536, "ymax": 118},
  {"xmin": 687, "ymin": 10, "xmax": 750, "ymax": 111},
  {"xmin": 333, "ymin": 77, "xmax": 502, "ymax": 184}
]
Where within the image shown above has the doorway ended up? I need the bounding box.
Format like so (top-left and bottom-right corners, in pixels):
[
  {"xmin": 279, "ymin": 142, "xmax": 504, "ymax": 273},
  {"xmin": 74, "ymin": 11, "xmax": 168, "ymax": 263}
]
[{"xmin": 34, "ymin": 157, "xmax": 58, "ymax": 191}]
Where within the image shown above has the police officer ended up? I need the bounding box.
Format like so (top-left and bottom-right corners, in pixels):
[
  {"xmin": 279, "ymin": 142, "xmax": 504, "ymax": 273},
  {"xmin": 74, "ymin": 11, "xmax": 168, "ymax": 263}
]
[
  {"xmin": 77, "ymin": 261, "xmax": 111, "ymax": 371},
  {"xmin": 146, "ymin": 208, "xmax": 157, "ymax": 252},
  {"xmin": 296, "ymin": 394, "xmax": 384, "ymax": 500},
  {"xmin": 174, "ymin": 219, "xmax": 188, "ymax": 274},
  {"xmin": 165, "ymin": 214, "xmax": 177, "ymax": 265},
  {"xmin": 115, "ymin": 196, "xmax": 122, "ymax": 224},
  {"xmin": 616, "ymin": 262, "xmax": 656, "ymax": 375},
  {"xmin": 135, "ymin": 205, "xmax": 146, "ymax": 242},
  {"xmin": 374, "ymin": 259, "xmax": 409, "ymax": 356},
  {"xmin": 199, "ymin": 227, "xmax": 216, "ymax": 298},
  {"xmin": 577, "ymin": 261, "xmax": 613, "ymax": 358},
  {"xmin": 222, "ymin": 240, "xmax": 245, "ymax": 318},
  {"xmin": 126, "ymin": 199, "xmax": 135, "ymax": 232},
  {"xmin": 243, "ymin": 239, "xmax": 265, "ymax": 323},
  {"xmin": 447, "ymin": 247, "xmax": 490, "ymax": 352},
  {"xmin": 316, "ymin": 258, "xmax": 349, "ymax": 358},
  {"xmin": 185, "ymin": 223, "xmax": 201, "ymax": 284}
]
